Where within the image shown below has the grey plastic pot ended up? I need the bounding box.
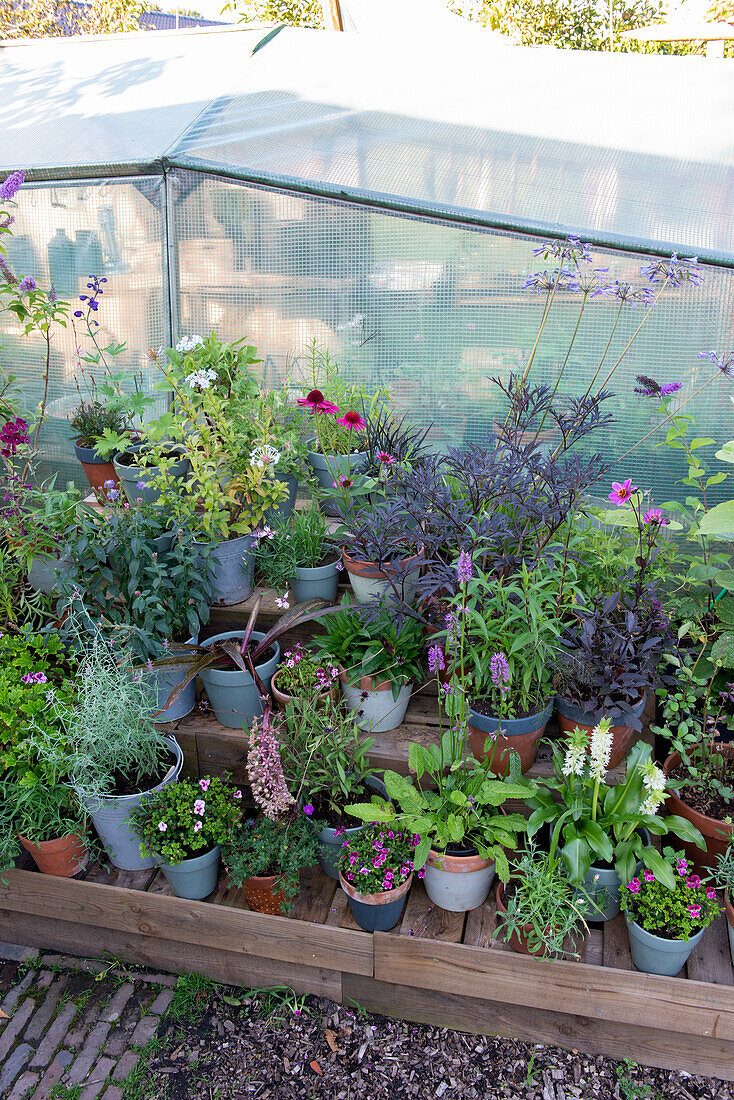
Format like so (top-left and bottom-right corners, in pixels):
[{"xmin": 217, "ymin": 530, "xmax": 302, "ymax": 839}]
[
  {"xmin": 263, "ymin": 472, "xmax": 299, "ymax": 523},
  {"xmin": 196, "ymin": 534, "xmax": 256, "ymax": 606},
  {"xmin": 198, "ymin": 630, "xmax": 280, "ymax": 729},
  {"xmin": 626, "ymin": 915, "xmax": 705, "ymax": 976},
  {"xmin": 340, "ymin": 676, "xmax": 412, "ymax": 733},
  {"xmin": 113, "ymin": 448, "xmax": 190, "ymax": 506},
  {"xmin": 306, "ymin": 447, "xmax": 366, "ymax": 516},
  {"xmin": 139, "ymin": 636, "xmax": 198, "ymax": 723},
  {"xmin": 158, "ymin": 845, "xmax": 221, "ymax": 900},
  {"xmin": 575, "ymin": 827, "xmax": 651, "ymax": 922},
  {"xmin": 80, "ymin": 736, "xmax": 183, "ymax": 871},
  {"xmin": 315, "ymin": 776, "xmax": 388, "ymax": 880},
  {"xmin": 27, "ymin": 554, "xmax": 73, "ymax": 596},
  {"xmin": 291, "ymin": 557, "xmax": 340, "ymax": 604},
  {"xmin": 467, "ymin": 700, "xmax": 553, "ymax": 775},
  {"xmin": 424, "ymin": 848, "xmax": 496, "ymax": 912}
]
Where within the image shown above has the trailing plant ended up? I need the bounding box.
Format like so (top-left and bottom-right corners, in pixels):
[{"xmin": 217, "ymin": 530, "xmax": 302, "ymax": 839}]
[
  {"xmin": 278, "ymin": 697, "xmax": 377, "ymax": 821},
  {"xmin": 499, "ymin": 844, "xmax": 593, "ymax": 960},
  {"xmin": 620, "ymin": 848, "xmax": 720, "ymax": 940},
  {"xmin": 525, "ymin": 727, "xmax": 705, "ymax": 888},
  {"xmin": 255, "ymin": 505, "xmax": 336, "ymax": 599},
  {"xmin": 130, "ymin": 776, "xmax": 244, "ymax": 865},
  {"xmin": 339, "ymin": 823, "xmax": 418, "ymax": 894},
  {"xmin": 314, "ymin": 595, "xmax": 424, "ymax": 698}
]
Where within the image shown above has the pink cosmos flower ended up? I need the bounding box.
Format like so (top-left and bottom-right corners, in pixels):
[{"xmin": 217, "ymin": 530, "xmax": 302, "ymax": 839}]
[
  {"xmin": 193, "ymin": 799, "xmax": 205, "ymax": 816},
  {"xmin": 335, "ymin": 410, "xmax": 367, "ymax": 431},
  {"xmin": 608, "ymin": 479, "xmax": 638, "ymax": 506},
  {"xmin": 297, "ymin": 389, "xmax": 339, "ymax": 415}
]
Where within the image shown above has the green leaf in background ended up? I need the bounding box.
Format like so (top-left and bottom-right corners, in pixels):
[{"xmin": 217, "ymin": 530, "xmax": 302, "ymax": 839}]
[
  {"xmin": 711, "ymin": 633, "xmax": 734, "ymax": 669},
  {"xmin": 698, "ymin": 500, "xmax": 734, "ymax": 539},
  {"xmin": 715, "ymin": 441, "xmax": 734, "ymax": 464}
]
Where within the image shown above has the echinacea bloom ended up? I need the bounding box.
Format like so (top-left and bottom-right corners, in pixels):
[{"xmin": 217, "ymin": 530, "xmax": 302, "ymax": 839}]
[
  {"xmin": 297, "ymin": 389, "xmax": 339, "ymax": 415},
  {"xmin": 608, "ymin": 479, "xmax": 637, "ymax": 506},
  {"xmin": 332, "ymin": 475, "xmax": 354, "ymax": 489},
  {"xmin": 643, "ymin": 508, "xmax": 668, "ymax": 527},
  {"xmin": 0, "ymin": 171, "xmax": 25, "ymax": 201},
  {"xmin": 336, "ymin": 410, "xmax": 367, "ymax": 431},
  {"xmin": 377, "ymin": 451, "xmax": 395, "ymax": 465}
]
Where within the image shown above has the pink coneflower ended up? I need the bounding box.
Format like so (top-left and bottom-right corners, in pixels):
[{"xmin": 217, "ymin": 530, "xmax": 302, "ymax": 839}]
[
  {"xmin": 336, "ymin": 410, "xmax": 367, "ymax": 431},
  {"xmin": 643, "ymin": 508, "xmax": 668, "ymax": 526},
  {"xmin": 296, "ymin": 389, "xmax": 339, "ymax": 415},
  {"xmin": 377, "ymin": 451, "xmax": 395, "ymax": 465},
  {"xmin": 608, "ymin": 479, "xmax": 638, "ymax": 506}
]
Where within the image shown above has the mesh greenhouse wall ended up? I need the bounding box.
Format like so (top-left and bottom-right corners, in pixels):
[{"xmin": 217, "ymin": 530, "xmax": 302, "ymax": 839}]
[{"xmin": 4, "ymin": 166, "xmax": 734, "ymax": 501}]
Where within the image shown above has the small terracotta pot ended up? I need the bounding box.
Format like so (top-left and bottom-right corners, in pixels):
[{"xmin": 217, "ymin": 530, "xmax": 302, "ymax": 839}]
[
  {"xmin": 18, "ymin": 831, "xmax": 88, "ymax": 877},
  {"xmin": 556, "ymin": 694, "xmax": 646, "ymax": 769},
  {"xmin": 468, "ymin": 702, "xmax": 553, "ymax": 775},
  {"xmin": 663, "ymin": 749, "xmax": 734, "ymax": 871},
  {"xmin": 270, "ymin": 667, "xmax": 337, "ymax": 712},
  {"xmin": 495, "ymin": 879, "xmax": 554, "ymax": 957},
  {"xmin": 74, "ymin": 440, "xmax": 120, "ymax": 501},
  {"xmin": 242, "ymin": 873, "xmax": 288, "ymax": 915}
]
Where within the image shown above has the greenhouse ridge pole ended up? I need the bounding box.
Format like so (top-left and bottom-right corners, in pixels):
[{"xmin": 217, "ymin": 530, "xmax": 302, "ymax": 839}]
[{"xmin": 325, "ymin": 0, "xmax": 344, "ymax": 30}]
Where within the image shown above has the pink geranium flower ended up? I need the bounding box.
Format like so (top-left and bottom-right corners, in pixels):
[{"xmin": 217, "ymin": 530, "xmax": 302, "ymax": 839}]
[
  {"xmin": 335, "ymin": 410, "xmax": 366, "ymax": 430},
  {"xmin": 296, "ymin": 389, "xmax": 339, "ymax": 415},
  {"xmin": 608, "ymin": 479, "xmax": 638, "ymax": 506},
  {"xmin": 193, "ymin": 799, "xmax": 206, "ymax": 816}
]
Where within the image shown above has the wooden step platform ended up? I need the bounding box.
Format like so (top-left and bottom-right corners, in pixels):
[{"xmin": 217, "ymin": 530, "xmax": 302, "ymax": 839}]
[{"xmin": 2, "ymin": 857, "xmax": 733, "ymax": 1082}]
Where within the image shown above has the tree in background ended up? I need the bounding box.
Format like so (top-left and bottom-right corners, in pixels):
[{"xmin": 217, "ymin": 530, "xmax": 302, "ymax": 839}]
[
  {"xmin": 1, "ymin": 0, "xmax": 143, "ymax": 37},
  {"xmin": 221, "ymin": 0, "xmax": 323, "ymax": 24}
]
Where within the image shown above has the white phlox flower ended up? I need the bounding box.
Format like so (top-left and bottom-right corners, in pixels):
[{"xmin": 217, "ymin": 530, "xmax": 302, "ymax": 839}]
[
  {"xmin": 187, "ymin": 368, "xmax": 217, "ymax": 391},
  {"xmin": 176, "ymin": 334, "xmax": 204, "ymax": 353},
  {"xmin": 250, "ymin": 445, "xmax": 281, "ymax": 468}
]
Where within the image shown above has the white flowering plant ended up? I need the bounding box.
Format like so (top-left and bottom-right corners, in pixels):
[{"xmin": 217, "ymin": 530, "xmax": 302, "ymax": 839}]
[
  {"xmin": 130, "ymin": 775, "xmax": 243, "ymax": 866},
  {"xmin": 524, "ymin": 726, "xmax": 705, "ymax": 889}
]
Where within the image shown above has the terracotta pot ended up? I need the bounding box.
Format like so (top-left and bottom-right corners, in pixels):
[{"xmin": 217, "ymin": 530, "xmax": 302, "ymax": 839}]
[
  {"xmin": 342, "ymin": 546, "xmax": 423, "ymax": 606},
  {"xmin": 270, "ymin": 667, "xmax": 337, "ymax": 712},
  {"xmin": 242, "ymin": 873, "xmax": 288, "ymax": 915},
  {"xmin": 74, "ymin": 440, "xmax": 120, "ymax": 501},
  {"xmin": 18, "ymin": 831, "xmax": 88, "ymax": 877},
  {"xmin": 555, "ymin": 693, "xmax": 647, "ymax": 769},
  {"xmin": 468, "ymin": 701, "xmax": 553, "ymax": 775},
  {"xmin": 495, "ymin": 879, "xmax": 554, "ymax": 957},
  {"xmin": 663, "ymin": 749, "xmax": 734, "ymax": 872}
]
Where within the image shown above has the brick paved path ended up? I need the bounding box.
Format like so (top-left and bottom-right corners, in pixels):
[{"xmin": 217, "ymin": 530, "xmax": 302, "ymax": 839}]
[{"xmin": 0, "ymin": 942, "xmax": 175, "ymax": 1099}]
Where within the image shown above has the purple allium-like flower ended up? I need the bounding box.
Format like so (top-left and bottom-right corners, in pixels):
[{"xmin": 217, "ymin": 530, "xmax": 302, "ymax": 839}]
[
  {"xmin": 699, "ymin": 349, "xmax": 734, "ymax": 377},
  {"xmin": 640, "ymin": 253, "xmax": 702, "ymax": 287},
  {"xmin": 0, "ymin": 171, "xmax": 25, "ymax": 201},
  {"xmin": 427, "ymin": 644, "xmax": 445, "ymax": 675},
  {"xmin": 19, "ymin": 275, "xmax": 36, "ymax": 292},
  {"xmin": 490, "ymin": 652, "xmax": 510, "ymax": 693},
  {"xmin": 456, "ymin": 549, "xmax": 472, "ymax": 585}
]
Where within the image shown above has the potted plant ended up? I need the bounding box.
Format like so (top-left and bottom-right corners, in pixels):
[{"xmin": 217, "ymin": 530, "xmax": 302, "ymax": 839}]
[
  {"xmin": 620, "ymin": 847, "xmax": 719, "ymax": 975},
  {"xmin": 496, "ymin": 844, "xmax": 593, "ymax": 959},
  {"xmin": 339, "ymin": 823, "xmax": 417, "ymax": 931},
  {"xmin": 713, "ymin": 840, "xmax": 734, "ymax": 966},
  {"xmin": 315, "ymin": 596, "xmax": 424, "ymax": 732},
  {"xmin": 525, "ymin": 726, "xmax": 705, "ymax": 920},
  {"xmin": 254, "ymin": 504, "xmax": 341, "ymax": 606},
  {"xmin": 34, "ymin": 639, "xmax": 183, "ymax": 871},
  {"xmin": 70, "ymin": 401, "xmax": 128, "ymax": 498},
  {"xmin": 270, "ymin": 645, "xmax": 339, "ymax": 710},
  {"xmin": 0, "ymin": 476, "xmax": 81, "ymax": 595},
  {"xmin": 655, "ymin": 645, "xmax": 734, "ymax": 870},
  {"xmin": 59, "ymin": 499, "xmax": 214, "ymax": 722},
  {"xmin": 230, "ymin": 387, "xmax": 311, "ymax": 522},
  {"xmin": 130, "ymin": 776, "xmax": 243, "ymax": 899},
  {"xmin": 279, "ymin": 697, "xmax": 382, "ymax": 878},
  {"xmin": 340, "ymin": 499, "xmax": 423, "ymax": 607},
  {"xmin": 221, "ymin": 712, "xmax": 320, "ymax": 914},
  {"xmin": 0, "ymin": 772, "xmax": 88, "ymax": 878}
]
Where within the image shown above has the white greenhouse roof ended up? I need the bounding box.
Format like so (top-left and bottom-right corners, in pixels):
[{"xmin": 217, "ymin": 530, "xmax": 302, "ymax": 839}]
[{"xmin": 1, "ymin": 26, "xmax": 733, "ymax": 258}]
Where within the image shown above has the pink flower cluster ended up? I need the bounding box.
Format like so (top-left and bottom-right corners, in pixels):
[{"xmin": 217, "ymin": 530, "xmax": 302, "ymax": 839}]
[
  {"xmin": 247, "ymin": 715, "xmax": 296, "ymax": 821},
  {"xmin": 626, "ymin": 878, "xmax": 641, "ymax": 894},
  {"xmin": 0, "ymin": 417, "xmax": 30, "ymax": 458},
  {"xmin": 296, "ymin": 389, "xmax": 367, "ymax": 431},
  {"xmin": 21, "ymin": 671, "xmax": 48, "ymax": 685}
]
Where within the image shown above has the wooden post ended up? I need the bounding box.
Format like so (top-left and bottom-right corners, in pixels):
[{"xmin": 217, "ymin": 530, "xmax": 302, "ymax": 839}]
[{"xmin": 324, "ymin": 0, "xmax": 344, "ymax": 31}]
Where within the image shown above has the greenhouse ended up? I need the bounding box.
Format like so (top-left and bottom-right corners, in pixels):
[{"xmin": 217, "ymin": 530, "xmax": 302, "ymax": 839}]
[{"xmin": 2, "ymin": 25, "xmax": 733, "ymax": 494}]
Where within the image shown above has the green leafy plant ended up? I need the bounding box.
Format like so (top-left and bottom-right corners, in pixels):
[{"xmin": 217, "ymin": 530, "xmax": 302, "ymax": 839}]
[
  {"xmin": 339, "ymin": 822, "xmax": 417, "ymax": 894},
  {"xmin": 222, "ymin": 814, "xmax": 320, "ymax": 912},
  {"xmin": 279, "ymin": 697, "xmax": 377, "ymax": 821},
  {"xmin": 69, "ymin": 401, "xmax": 129, "ymax": 449},
  {"xmin": 314, "ymin": 595, "xmax": 424, "ymax": 699},
  {"xmin": 274, "ymin": 645, "xmax": 339, "ymax": 698},
  {"xmin": 526, "ymin": 728, "xmax": 704, "ymax": 888},
  {"xmin": 130, "ymin": 776, "xmax": 243, "ymax": 865},
  {"xmin": 255, "ymin": 505, "xmax": 336, "ymax": 598},
  {"xmin": 620, "ymin": 847, "xmax": 720, "ymax": 940},
  {"xmin": 498, "ymin": 843, "xmax": 593, "ymax": 959},
  {"xmin": 713, "ymin": 838, "xmax": 734, "ymax": 898},
  {"xmin": 0, "ymin": 765, "xmax": 87, "ymax": 875}
]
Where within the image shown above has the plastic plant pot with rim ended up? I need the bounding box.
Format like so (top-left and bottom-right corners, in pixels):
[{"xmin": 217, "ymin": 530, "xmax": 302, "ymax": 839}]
[
  {"xmin": 337, "ymin": 666, "xmax": 412, "ymax": 733},
  {"xmin": 625, "ymin": 915, "xmax": 706, "ymax": 976},
  {"xmin": 340, "ymin": 871, "xmax": 413, "ymax": 932},
  {"xmin": 194, "ymin": 533, "xmax": 255, "ymax": 607},
  {"xmin": 138, "ymin": 636, "xmax": 198, "ymax": 723},
  {"xmin": 341, "ymin": 547, "xmax": 423, "ymax": 606},
  {"xmin": 555, "ymin": 692, "xmax": 647, "ymax": 769},
  {"xmin": 290, "ymin": 557, "xmax": 341, "ymax": 604},
  {"xmin": 18, "ymin": 831, "xmax": 88, "ymax": 877},
  {"xmin": 270, "ymin": 667, "xmax": 336, "ymax": 713},
  {"xmin": 573, "ymin": 827, "xmax": 651, "ymax": 922},
  {"xmin": 198, "ymin": 630, "xmax": 280, "ymax": 729},
  {"xmin": 73, "ymin": 440, "xmax": 119, "ymax": 498},
  {"xmin": 113, "ymin": 447, "xmax": 190, "ymax": 507},
  {"xmin": 662, "ymin": 748, "xmax": 734, "ymax": 871},
  {"xmin": 313, "ymin": 775, "xmax": 388, "ymax": 880},
  {"xmin": 157, "ymin": 845, "xmax": 221, "ymax": 900},
  {"xmin": 306, "ymin": 447, "xmax": 366, "ymax": 517},
  {"xmin": 424, "ymin": 847, "xmax": 495, "ymax": 912},
  {"xmin": 27, "ymin": 554, "xmax": 73, "ymax": 596},
  {"xmin": 78, "ymin": 736, "xmax": 183, "ymax": 871},
  {"xmin": 468, "ymin": 700, "xmax": 553, "ymax": 775},
  {"xmin": 242, "ymin": 873, "xmax": 287, "ymax": 915}
]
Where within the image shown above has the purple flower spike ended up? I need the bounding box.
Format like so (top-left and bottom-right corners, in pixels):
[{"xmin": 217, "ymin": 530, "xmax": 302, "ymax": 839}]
[
  {"xmin": 456, "ymin": 549, "xmax": 472, "ymax": 585},
  {"xmin": 490, "ymin": 652, "xmax": 510, "ymax": 694},
  {"xmin": 427, "ymin": 644, "xmax": 445, "ymax": 676},
  {"xmin": 0, "ymin": 171, "xmax": 25, "ymax": 201}
]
